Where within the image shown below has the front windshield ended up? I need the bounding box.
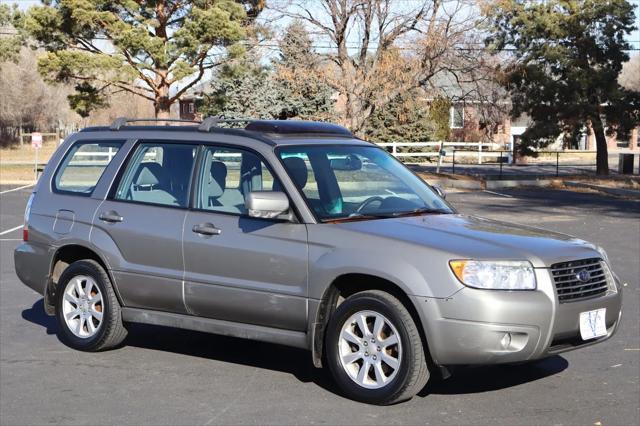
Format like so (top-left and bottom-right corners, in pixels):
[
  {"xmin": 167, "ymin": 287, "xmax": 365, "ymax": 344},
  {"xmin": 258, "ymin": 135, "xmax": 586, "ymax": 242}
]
[{"xmin": 277, "ymin": 145, "xmax": 454, "ymax": 222}]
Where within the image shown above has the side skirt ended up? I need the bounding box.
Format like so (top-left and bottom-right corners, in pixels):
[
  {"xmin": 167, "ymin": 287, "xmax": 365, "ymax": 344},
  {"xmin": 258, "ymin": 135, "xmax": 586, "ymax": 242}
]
[{"xmin": 121, "ymin": 308, "xmax": 309, "ymax": 350}]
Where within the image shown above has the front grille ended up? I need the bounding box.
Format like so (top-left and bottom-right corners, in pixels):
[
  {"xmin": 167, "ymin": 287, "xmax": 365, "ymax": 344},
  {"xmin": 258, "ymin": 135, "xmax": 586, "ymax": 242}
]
[{"xmin": 550, "ymin": 258, "xmax": 610, "ymax": 303}]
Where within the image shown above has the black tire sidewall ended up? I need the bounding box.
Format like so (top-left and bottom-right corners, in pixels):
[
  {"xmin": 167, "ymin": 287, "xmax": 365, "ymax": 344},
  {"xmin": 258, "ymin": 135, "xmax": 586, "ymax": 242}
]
[
  {"xmin": 55, "ymin": 261, "xmax": 114, "ymax": 351},
  {"xmin": 326, "ymin": 293, "xmax": 416, "ymax": 404}
]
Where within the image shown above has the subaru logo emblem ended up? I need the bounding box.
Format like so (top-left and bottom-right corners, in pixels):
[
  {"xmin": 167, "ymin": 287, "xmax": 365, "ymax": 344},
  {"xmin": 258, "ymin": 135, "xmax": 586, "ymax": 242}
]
[{"xmin": 576, "ymin": 269, "xmax": 591, "ymax": 283}]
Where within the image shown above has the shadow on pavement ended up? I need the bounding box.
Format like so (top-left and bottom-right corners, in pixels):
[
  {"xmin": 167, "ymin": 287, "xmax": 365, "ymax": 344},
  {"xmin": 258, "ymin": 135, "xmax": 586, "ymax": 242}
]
[
  {"xmin": 420, "ymin": 356, "xmax": 569, "ymax": 396},
  {"xmin": 22, "ymin": 298, "xmax": 569, "ymax": 399},
  {"xmin": 22, "ymin": 299, "xmax": 56, "ymax": 335}
]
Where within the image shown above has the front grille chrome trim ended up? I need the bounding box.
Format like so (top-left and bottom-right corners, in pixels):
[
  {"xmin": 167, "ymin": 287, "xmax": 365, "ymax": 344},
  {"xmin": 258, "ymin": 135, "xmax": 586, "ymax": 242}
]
[{"xmin": 550, "ymin": 258, "xmax": 610, "ymax": 303}]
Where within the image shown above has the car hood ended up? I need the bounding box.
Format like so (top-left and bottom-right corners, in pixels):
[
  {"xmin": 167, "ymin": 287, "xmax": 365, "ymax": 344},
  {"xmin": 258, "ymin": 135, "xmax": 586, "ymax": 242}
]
[{"xmin": 334, "ymin": 214, "xmax": 601, "ymax": 267}]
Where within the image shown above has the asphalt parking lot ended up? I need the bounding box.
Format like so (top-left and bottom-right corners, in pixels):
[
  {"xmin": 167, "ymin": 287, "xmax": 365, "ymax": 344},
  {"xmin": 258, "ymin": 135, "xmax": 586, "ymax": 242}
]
[{"xmin": 0, "ymin": 184, "xmax": 638, "ymax": 425}]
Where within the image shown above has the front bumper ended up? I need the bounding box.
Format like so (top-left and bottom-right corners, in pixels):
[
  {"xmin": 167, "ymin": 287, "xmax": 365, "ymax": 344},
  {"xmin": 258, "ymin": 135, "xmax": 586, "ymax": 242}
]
[{"xmin": 412, "ymin": 267, "xmax": 622, "ymax": 365}]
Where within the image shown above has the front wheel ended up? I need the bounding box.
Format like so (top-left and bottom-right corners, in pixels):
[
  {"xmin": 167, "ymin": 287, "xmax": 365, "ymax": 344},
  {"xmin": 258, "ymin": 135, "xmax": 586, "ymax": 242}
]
[
  {"xmin": 55, "ymin": 260, "xmax": 127, "ymax": 351},
  {"xmin": 325, "ymin": 290, "xmax": 429, "ymax": 405}
]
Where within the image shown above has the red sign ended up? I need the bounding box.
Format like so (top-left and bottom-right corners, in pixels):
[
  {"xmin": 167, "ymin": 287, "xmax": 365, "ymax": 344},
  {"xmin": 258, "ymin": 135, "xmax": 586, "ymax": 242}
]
[{"xmin": 31, "ymin": 132, "xmax": 43, "ymax": 149}]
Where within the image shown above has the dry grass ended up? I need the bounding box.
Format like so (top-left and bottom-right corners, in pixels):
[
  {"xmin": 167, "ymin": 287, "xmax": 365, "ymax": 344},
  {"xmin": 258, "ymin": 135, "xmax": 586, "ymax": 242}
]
[
  {"xmin": 0, "ymin": 141, "xmax": 60, "ymax": 184},
  {"xmin": 0, "ymin": 165, "xmax": 36, "ymax": 184},
  {"xmin": 0, "ymin": 140, "xmax": 59, "ymax": 163}
]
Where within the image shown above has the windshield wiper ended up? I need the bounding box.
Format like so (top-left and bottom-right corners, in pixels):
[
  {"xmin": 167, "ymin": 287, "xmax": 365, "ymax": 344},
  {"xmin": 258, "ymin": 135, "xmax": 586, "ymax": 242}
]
[
  {"xmin": 324, "ymin": 208, "xmax": 450, "ymax": 223},
  {"xmin": 390, "ymin": 207, "xmax": 451, "ymax": 218}
]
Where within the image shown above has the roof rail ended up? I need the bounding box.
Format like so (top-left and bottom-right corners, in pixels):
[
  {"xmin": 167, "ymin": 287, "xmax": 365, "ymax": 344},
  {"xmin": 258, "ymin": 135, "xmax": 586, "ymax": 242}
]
[
  {"xmin": 109, "ymin": 117, "xmax": 201, "ymax": 130},
  {"xmin": 198, "ymin": 116, "xmax": 255, "ymax": 132}
]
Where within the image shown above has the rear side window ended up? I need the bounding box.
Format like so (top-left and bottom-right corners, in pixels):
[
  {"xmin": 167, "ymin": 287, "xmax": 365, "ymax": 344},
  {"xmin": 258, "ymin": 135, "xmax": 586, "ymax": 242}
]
[
  {"xmin": 54, "ymin": 141, "xmax": 123, "ymax": 195},
  {"xmin": 113, "ymin": 142, "xmax": 197, "ymax": 208}
]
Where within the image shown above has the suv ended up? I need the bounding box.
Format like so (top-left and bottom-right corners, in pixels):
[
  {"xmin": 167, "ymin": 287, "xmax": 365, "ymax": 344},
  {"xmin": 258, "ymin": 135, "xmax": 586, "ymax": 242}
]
[{"xmin": 15, "ymin": 118, "xmax": 622, "ymax": 404}]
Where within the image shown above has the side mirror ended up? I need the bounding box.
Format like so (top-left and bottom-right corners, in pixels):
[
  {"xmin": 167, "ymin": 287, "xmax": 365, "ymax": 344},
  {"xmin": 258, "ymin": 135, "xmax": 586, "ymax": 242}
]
[
  {"xmin": 433, "ymin": 185, "xmax": 446, "ymax": 199},
  {"xmin": 245, "ymin": 191, "xmax": 291, "ymax": 219}
]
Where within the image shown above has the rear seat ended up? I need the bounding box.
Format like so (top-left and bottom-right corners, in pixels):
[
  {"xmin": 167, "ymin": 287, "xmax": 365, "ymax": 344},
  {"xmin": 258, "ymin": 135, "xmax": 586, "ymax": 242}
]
[{"xmin": 131, "ymin": 162, "xmax": 178, "ymax": 206}]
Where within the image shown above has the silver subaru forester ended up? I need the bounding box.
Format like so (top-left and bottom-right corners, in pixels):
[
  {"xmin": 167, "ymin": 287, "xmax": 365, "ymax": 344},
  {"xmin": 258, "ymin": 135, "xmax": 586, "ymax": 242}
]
[{"xmin": 14, "ymin": 118, "xmax": 622, "ymax": 404}]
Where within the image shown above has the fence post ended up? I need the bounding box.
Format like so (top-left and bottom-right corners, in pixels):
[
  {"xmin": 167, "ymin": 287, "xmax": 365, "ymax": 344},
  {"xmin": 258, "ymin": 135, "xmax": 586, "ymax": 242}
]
[
  {"xmin": 392, "ymin": 141, "xmax": 397, "ymax": 156},
  {"xmin": 500, "ymin": 151, "xmax": 503, "ymax": 179},
  {"xmin": 478, "ymin": 141, "xmax": 482, "ymax": 165},
  {"xmin": 556, "ymin": 152, "xmax": 559, "ymax": 177},
  {"xmin": 452, "ymin": 149, "xmax": 456, "ymax": 174}
]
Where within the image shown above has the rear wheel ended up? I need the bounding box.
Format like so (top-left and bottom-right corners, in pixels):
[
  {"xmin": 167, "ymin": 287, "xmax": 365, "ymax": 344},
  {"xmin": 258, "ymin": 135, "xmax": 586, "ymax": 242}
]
[
  {"xmin": 325, "ymin": 290, "xmax": 429, "ymax": 405},
  {"xmin": 55, "ymin": 260, "xmax": 127, "ymax": 351}
]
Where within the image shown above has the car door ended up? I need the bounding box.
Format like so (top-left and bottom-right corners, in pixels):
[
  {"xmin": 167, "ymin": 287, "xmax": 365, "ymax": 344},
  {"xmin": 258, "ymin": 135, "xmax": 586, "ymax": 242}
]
[
  {"xmin": 182, "ymin": 145, "xmax": 308, "ymax": 331},
  {"xmin": 91, "ymin": 141, "xmax": 197, "ymax": 314}
]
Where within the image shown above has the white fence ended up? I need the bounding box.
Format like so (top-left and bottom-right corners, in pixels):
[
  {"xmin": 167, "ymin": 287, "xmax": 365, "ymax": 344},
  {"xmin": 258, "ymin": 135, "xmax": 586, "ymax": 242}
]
[
  {"xmin": 66, "ymin": 141, "xmax": 503, "ymax": 168},
  {"xmin": 69, "ymin": 147, "xmax": 119, "ymax": 165},
  {"xmin": 375, "ymin": 141, "xmax": 504, "ymax": 164}
]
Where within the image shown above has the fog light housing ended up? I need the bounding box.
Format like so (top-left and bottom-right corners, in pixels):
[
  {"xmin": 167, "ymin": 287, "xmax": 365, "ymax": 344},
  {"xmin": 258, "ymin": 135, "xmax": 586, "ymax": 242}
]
[{"xmin": 500, "ymin": 332, "xmax": 512, "ymax": 349}]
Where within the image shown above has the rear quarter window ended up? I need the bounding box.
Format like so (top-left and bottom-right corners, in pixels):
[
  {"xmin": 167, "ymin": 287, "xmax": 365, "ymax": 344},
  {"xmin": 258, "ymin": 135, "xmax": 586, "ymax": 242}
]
[{"xmin": 54, "ymin": 141, "xmax": 124, "ymax": 196}]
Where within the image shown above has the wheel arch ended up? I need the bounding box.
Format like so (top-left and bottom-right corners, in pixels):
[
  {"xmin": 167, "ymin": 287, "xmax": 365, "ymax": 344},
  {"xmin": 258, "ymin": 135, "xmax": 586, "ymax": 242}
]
[
  {"xmin": 45, "ymin": 243, "xmax": 122, "ymax": 315},
  {"xmin": 311, "ymin": 273, "xmax": 435, "ymax": 370}
]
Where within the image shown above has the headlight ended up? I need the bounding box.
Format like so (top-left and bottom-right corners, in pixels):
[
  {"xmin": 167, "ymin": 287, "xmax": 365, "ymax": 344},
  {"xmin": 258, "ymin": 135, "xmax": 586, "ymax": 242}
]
[
  {"xmin": 596, "ymin": 245, "xmax": 610, "ymax": 265},
  {"xmin": 449, "ymin": 260, "xmax": 536, "ymax": 290}
]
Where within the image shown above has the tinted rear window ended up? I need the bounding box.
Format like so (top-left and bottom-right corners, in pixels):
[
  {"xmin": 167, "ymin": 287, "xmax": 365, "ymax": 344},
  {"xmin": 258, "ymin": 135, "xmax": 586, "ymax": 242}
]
[{"xmin": 54, "ymin": 141, "xmax": 124, "ymax": 195}]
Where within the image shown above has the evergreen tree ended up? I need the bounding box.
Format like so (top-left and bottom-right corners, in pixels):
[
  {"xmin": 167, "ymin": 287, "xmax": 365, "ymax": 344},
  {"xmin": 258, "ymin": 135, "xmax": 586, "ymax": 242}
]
[
  {"xmin": 486, "ymin": 0, "xmax": 640, "ymax": 174},
  {"xmin": 25, "ymin": 0, "xmax": 264, "ymax": 118}
]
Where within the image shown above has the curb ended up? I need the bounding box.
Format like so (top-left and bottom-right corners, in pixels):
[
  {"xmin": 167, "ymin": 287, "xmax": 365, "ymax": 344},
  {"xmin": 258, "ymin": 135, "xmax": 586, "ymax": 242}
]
[
  {"xmin": 564, "ymin": 181, "xmax": 640, "ymax": 199},
  {"xmin": 421, "ymin": 175, "xmax": 560, "ymax": 191}
]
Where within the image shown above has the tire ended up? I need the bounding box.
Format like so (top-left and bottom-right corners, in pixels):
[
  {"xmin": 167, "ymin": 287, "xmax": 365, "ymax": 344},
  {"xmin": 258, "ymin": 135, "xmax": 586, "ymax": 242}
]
[
  {"xmin": 325, "ymin": 290, "xmax": 429, "ymax": 405},
  {"xmin": 55, "ymin": 260, "xmax": 127, "ymax": 351}
]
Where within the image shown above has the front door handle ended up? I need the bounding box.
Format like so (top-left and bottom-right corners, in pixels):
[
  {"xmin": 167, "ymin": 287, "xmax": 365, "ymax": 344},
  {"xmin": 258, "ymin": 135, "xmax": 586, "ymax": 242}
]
[
  {"xmin": 192, "ymin": 223, "xmax": 221, "ymax": 236},
  {"xmin": 98, "ymin": 210, "xmax": 123, "ymax": 223}
]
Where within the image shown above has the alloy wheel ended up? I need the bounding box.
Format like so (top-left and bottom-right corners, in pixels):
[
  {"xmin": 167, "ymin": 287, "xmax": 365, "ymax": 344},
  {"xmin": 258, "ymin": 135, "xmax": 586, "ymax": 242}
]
[
  {"xmin": 338, "ymin": 310, "xmax": 402, "ymax": 389},
  {"xmin": 61, "ymin": 275, "xmax": 104, "ymax": 338}
]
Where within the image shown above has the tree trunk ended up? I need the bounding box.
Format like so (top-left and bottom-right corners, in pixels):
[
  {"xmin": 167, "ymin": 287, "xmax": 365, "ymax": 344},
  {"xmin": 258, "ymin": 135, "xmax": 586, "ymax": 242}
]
[
  {"xmin": 154, "ymin": 75, "xmax": 171, "ymax": 119},
  {"xmin": 591, "ymin": 116, "xmax": 609, "ymax": 176},
  {"xmin": 154, "ymin": 96, "xmax": 171, "ymax": 119}
]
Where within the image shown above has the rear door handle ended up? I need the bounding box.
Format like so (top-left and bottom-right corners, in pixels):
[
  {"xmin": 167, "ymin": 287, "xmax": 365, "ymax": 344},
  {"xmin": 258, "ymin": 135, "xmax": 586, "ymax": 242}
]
[
  {"xmin": 99, "ymin": 211, "xmax": 123, "ymax": 223},
  {"xmin": 192, "ymin": 223, "xmax": 221, "ymax": 236}
]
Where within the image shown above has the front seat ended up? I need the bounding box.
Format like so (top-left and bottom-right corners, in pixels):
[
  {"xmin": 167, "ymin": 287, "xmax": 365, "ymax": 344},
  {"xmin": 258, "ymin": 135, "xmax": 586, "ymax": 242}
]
[{"xmin": 276, "ymin": 157, "xmax": 308, "ymax": 191}]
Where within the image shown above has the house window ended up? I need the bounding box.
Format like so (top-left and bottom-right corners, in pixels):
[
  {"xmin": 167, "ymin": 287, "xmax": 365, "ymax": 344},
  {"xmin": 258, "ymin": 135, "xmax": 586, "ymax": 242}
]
[
  {"xmin": 450, "ymin": 105, "xmax": 464, "ymax": 129},
  {"xmin": 188, "ymin": 103, "xmax": 195, "ymax": 113}
]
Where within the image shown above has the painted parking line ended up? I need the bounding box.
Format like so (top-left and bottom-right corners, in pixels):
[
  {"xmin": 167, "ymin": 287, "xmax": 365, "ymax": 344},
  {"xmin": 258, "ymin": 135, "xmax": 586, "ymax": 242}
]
[
  {"xmin": 0, "ymin": 238, "xmax": 22, "ymax": 241},
  {"xmin": 0, "ymin": 225, "xmax": 23, "ymax": 236},
  {"xmin": 483, "ymin": 190, "xmax": 513, "ymax": 198},
  {"xmin": 0, "ymin": 183, "xmax": 34, "ymax": 195}
]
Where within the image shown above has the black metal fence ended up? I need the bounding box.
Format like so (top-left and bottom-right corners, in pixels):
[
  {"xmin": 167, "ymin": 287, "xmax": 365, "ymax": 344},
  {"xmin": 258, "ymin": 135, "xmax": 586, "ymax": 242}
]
[{"xmin": 448, "ymin": 150, "xmax": 609, "ymax": 179}]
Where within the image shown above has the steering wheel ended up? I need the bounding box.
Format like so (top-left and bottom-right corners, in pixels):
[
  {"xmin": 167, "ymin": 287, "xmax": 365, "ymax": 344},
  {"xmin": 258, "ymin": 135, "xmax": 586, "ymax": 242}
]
[{"xmin": 355, "ymin": 196, "xmax": 385, "ymax": 213}]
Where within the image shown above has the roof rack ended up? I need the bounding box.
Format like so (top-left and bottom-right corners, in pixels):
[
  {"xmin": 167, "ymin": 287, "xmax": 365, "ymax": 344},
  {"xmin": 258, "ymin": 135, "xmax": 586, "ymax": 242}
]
[
  {"xmin": 108, "ymin": 116, "xmax": 354, "ymax": 138},
  {"xmin": 109, "ymin": 117, "xmax": 201, "ymax": 130},
  {"xmin": 198, "ymin": 116, "xmax": 255, "ymax": 132}
]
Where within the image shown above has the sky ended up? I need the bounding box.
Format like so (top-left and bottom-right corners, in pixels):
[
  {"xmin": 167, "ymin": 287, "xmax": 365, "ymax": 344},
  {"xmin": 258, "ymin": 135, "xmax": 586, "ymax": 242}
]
[
  {"xmin": 2, "ymin": 0, "xmax": 639, "ymax": 96},
  {"xmin": 3, "ymin": 0, "xmax": 639, "ymax": 51}
]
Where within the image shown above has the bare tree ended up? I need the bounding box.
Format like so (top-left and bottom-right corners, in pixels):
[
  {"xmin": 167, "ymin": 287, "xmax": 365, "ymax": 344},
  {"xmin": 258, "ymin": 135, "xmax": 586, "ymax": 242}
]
[
  {"xmin": 619, "ymin": 54, "xmax": 640, "ymax": 92},
  {"xmin": 269, "ymin": 0, "xmax": 482, "ymax": 135},
  {"xmin": 0, "ymin": 49, "xmax": 77, "ymax": 137}
]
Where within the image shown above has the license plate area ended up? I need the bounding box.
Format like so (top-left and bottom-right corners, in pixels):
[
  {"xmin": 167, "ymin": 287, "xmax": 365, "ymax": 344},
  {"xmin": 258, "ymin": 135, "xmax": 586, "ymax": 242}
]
[{"xmin": 579, "ymin": 308, "xmax": 607, "ymax": 340}]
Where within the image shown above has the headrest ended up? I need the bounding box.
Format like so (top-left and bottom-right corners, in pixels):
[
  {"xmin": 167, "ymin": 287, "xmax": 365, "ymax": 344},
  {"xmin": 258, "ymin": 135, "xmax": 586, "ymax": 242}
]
[
  {"xmin": 208, "ymin": 160, "xmax": 227, "ymax": 198},
  {"xmin": 135, "ymin": 162, "xmax": 163, "ymax": 186},
  {"xmin": 283, "ymin": 157, "xmax": 308, "ymax": 189}
]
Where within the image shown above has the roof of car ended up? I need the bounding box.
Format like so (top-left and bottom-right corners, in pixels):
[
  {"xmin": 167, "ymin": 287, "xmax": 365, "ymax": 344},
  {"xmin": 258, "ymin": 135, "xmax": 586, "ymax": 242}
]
[{"xmin": 79, "ymin": 118, "xmax": 370, "ymax": 147}]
